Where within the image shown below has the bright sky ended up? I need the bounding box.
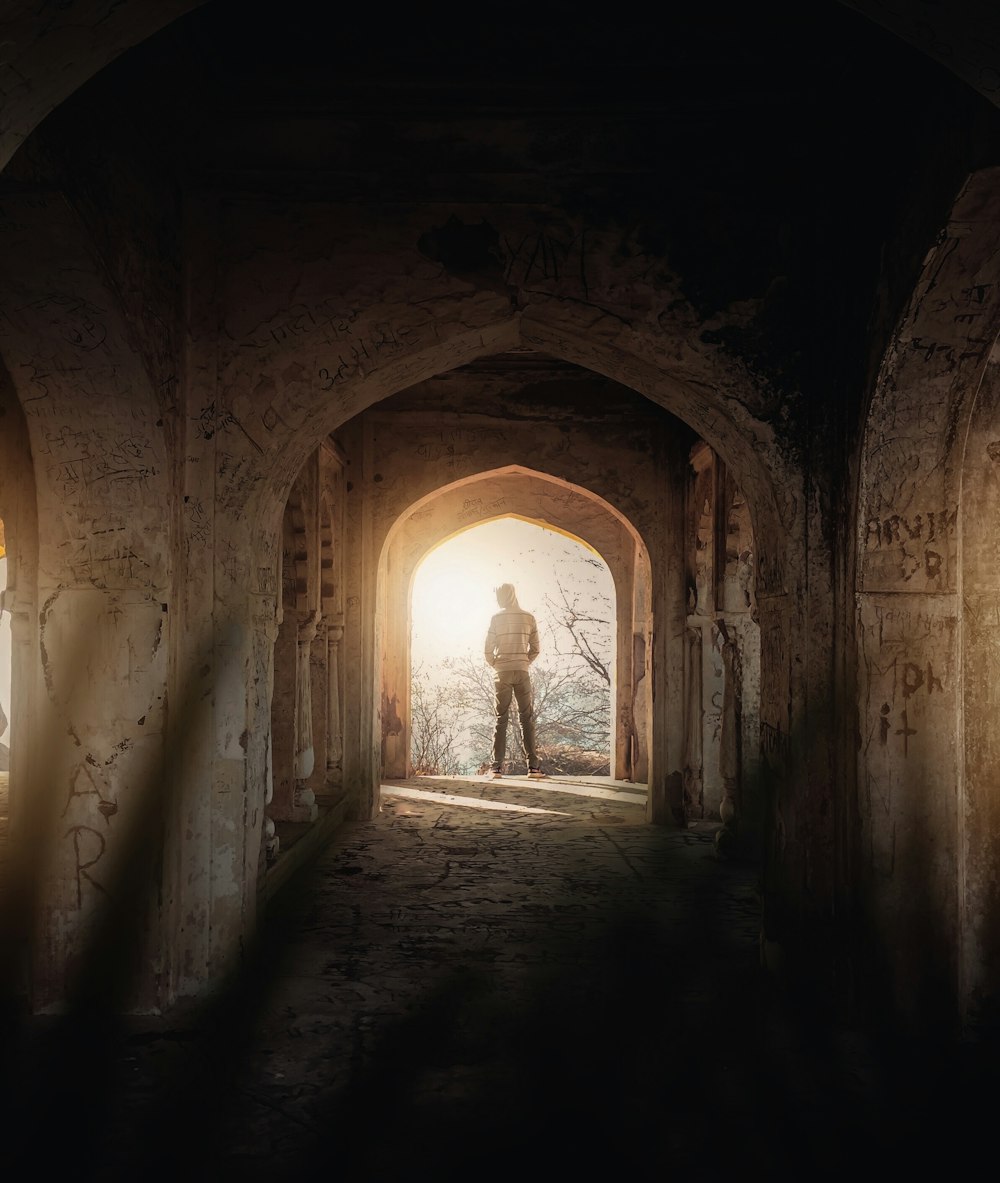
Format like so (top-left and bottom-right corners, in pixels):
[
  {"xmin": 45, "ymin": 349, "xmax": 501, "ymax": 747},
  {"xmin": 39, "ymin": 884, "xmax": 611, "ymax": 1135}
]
[{"xmin": 410, "ymin": 517, "xmax": 613, "ymax": 667}]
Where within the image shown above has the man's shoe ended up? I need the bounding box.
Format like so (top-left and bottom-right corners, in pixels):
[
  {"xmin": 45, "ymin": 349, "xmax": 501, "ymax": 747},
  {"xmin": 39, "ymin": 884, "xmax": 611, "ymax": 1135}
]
[
  {"xmin": 527, "ymin": 766, "xmax": 546, "ymax": 779},
  {"xmin": 487, "ymin": 764, "xmax": 503, "ymax": 780}
]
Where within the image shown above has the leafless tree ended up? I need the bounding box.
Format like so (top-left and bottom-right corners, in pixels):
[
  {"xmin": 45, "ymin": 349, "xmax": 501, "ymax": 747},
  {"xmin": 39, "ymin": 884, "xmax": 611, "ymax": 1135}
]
[
  {"xmin": 409, "ymin": 662, "xmax": 466, "ymax": 775},
  {"xmin": 543, "ymin": 574, "xmax": 612, "ymax": 685},
  {"xmin": 441, "ymin": 655, "xmax": 610, "ymax": 775}
]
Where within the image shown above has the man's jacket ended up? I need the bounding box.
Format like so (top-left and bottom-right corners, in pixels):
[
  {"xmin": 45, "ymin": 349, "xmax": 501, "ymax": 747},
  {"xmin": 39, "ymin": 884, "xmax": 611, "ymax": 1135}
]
[{"xmin": 485, "ymin": 608, "xmax": 540, "ymax": 673}]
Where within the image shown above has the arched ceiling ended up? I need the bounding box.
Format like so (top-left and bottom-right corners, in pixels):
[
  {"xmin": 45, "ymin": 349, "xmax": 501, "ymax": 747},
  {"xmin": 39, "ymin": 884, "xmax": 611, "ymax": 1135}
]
[
  {"xmin": 841, "ymin": 0, "xmax": 1000, "ymax": 108},
  {"xmin": 2, "ymin": 0, "xmax": 999, "ymax": 462},
  {"xmin": 0, "ymin": 0, "xmax": 203, "ymax": 172},
  {"xmin": 2, "ymin": 0, "xmax": 1000, "ymax": 183},
  {"xmin": 384, "ymin": 468, "xmax": 645, "ymax": 609}
]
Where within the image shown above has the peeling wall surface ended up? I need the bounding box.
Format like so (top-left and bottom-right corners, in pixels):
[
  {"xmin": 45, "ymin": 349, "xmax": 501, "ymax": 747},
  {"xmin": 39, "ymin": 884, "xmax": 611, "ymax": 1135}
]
[{"xmin": 2, "ymin": 0, "xmax": 1000, "ymax": 1030}]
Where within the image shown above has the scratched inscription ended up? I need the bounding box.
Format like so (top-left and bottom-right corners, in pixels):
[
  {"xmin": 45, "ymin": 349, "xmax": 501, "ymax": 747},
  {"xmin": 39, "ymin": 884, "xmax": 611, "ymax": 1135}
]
[
  {"xmin": 245, "ymin": 299, "xmax": 360, "ymax": 350},
  {"xmin": 14, "ymin": 291, "xmax": 110, "ymax": 353},
  {"xmin": 35, "ymin": 422, "xmax": 160, "ymax": 503},
  {"xmin": 193, "ymin": 399, "xmax": 264, "ymax": 454},
  {"xmin": 66, "ymin": 825, "xmax": 108, "ymax": 907},
  {"xmin": 457, "ymin": 495, "xmax": 507, "ymax": 523},
  {"xmin": 861, "ymin": 205, "xmax": 1000, "ymax": 592},
  {"xmin": 859, "ymin": 599, "xmax": 956, "ymax": 872},
  {"xmin": 503, "ymin": 226, "xmax": 590, "ymax": 294},
  {"xmin": 316, "ymin": 322, "xmax": 418, "ymax": 389}
]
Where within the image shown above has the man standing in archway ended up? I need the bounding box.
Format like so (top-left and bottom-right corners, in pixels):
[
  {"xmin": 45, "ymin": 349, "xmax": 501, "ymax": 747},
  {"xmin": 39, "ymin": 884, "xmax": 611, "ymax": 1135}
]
[{"xmin": 485, "ymin": 583, "xmax": 543, "ymax": 779}]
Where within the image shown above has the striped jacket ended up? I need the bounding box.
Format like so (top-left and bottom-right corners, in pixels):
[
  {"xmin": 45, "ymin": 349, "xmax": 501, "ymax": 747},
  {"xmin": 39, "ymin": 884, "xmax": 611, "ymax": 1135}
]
[{"xmin": 484, "ymin": 608, "xmax": 540, "ymax": 672}]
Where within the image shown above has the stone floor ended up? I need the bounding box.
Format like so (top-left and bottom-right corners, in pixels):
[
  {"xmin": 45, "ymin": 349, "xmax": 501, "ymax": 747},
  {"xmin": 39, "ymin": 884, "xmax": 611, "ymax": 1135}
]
[{"xmin": 3, "ymin": 773, "xmax": 999, "ymax": 1180}]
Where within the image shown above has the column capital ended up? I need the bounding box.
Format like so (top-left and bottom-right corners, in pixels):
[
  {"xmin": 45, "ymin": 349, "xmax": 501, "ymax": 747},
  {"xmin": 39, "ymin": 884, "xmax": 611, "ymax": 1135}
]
[{"xmin": 297, "ymin": 607, "xmax": 320, "ymax": 644}]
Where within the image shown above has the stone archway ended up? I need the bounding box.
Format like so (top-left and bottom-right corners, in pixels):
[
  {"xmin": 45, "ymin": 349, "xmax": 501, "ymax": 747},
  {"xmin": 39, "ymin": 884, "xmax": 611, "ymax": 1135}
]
[
  {"xmin": 377, "ymin": 467, "xmax": 653, "ymax": 788},
  {"xmin": 215, "ymin": 275, "xmax": 795, "ymax": 1010},
  {"xmin": 0, "ymin": 1, "xmax": 204, "ymax": 173}
]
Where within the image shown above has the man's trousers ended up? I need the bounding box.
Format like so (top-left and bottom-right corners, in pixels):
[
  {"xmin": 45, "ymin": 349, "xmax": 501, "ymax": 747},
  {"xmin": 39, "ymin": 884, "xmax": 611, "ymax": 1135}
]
[{"xmin": 491, "ymin": 668, "xmax": 538, "ymax": 768}]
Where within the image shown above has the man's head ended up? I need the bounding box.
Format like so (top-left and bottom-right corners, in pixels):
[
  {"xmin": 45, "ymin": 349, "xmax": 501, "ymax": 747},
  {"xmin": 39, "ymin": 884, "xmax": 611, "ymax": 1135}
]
[{"xmin": 495, "ymin": 583, "xmax": 518, "ymax": 609}]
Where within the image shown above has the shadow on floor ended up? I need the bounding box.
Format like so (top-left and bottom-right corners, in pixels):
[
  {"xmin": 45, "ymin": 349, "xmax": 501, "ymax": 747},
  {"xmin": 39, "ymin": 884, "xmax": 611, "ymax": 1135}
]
[{"xmin": 3, "ymin": 786, "xmax": 1000, "ymax": 1181}]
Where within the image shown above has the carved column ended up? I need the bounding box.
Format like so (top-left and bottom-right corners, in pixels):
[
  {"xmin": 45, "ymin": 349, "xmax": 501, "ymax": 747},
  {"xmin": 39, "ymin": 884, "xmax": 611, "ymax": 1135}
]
[
  {"xmin": 260, "ymin": 608, "xmax": 280, "ymax": 865},
  {"xmin": 718, "ymin": 623, "xmax": 740, "ymax": 826},
  {"xmin": 326, "ymin": 619, "xmax": 344, "ymax": 781},
  {"xmin": 294, "ymin": 609, "xmax": 320, "ymax": 821},
  {"xmin": 0, "ymin": 583, "xmax": 31, "ymax": 825},
  {"xmin": 684, "ymin": 627, "xmax": 704, "ymax": 816},
  {"xmin": 307, "ymin": 620, "xmax": 328, "ymax": 800}
]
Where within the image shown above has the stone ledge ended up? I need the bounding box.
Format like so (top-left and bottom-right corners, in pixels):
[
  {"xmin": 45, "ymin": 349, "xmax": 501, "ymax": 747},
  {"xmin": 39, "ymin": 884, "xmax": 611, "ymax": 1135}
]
[{"xmin": 259, "ymin": 791, "xmax": 352, "ymax": 905}]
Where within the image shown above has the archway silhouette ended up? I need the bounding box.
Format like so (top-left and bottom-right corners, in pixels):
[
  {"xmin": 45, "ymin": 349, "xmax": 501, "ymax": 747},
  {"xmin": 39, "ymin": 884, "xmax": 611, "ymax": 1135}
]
[
  {"xmin": 408, "ymin": 517, "xmax": 616, "ymax": 779},
  {"xmin": 378, "ymin": 467, "xmax": 653, "ymax": 790}
]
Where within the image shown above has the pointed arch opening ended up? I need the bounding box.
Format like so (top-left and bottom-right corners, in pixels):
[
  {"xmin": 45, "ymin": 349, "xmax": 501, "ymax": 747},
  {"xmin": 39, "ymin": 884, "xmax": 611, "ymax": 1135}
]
[
  {"xmin": 407, "ymin": 516, "xmax": 617, "ymax": 779},
  {"xmin": 377, "ymin": 467, "xmax": 655, "ymax": 790}
]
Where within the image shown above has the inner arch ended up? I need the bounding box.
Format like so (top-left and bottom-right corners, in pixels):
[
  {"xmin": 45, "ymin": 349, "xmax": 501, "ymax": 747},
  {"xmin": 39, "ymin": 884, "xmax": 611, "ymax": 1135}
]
[
  {"xmin": 378, "ymin": 466, "xmax": 654, "ymax": 785},
  {"xmin": 410, "ymin": 516, "xmax": 616, "ymax": 776}
]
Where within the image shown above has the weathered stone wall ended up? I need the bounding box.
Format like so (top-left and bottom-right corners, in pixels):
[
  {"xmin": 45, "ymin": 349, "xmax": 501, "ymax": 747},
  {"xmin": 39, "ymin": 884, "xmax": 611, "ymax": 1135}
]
[
  {"xmin": 685, "ymin": 445, "xmax": 761, "ymax": 832},
  {"xmin": 11, "ymin": 0, "xmax": 980, "ymax": 1021},
  {"xmin": 0, "ymin": 190, "xmax": 172, "ymax": 1010},
  {"xmin": 856, "ymin": 169, "xmax": 1000, "ymax": 1025}
]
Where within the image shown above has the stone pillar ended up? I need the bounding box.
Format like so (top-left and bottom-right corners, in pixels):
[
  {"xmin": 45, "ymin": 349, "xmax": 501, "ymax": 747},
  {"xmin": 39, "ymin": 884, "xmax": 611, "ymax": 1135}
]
[
  {"xmin": 718, "ymin": 623, "xmax": 740, "ymax": 827},
  {"xmin": 0, "ymin": 583, "xmax": 32, "ymax": 827},
  {"xmin": 630, "ymin": 634, "xmax": 649, "ymax": 783},
  {"xmin": 293, "ymin": 609, "xmax": 320, "ymax": 821},
  {"xmin": 381, "ymin": 550, "xmax": 408, "ymax": 779},
  {"xmin": 258, "ymin": 610, "xmax": 280, "ymax": 866},
  {"xmin": 326, "ymin": 620, "xmax": 344, "ymax": 780},
  {"xmin": 649, "ymin": 437, "xmax": 687, "ymax": 825},
  {"xmin": 612, "ymin": 558, "xmax": 635, "ymax": 782},
  {"xmin": 701, "ymin": 623, "xmax": 725, "ymax": 816},
  {"xmin": 306, "ymin": 621, "xmax": 328, "ymax": 800},
  {"xmin": 684, "ymin": 627, "xmax": 703, "ymax": 815}
]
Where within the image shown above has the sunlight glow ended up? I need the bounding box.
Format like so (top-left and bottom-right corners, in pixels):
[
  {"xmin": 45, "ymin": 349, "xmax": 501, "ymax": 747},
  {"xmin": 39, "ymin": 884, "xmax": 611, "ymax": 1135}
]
[
  {"xmin": 410, "ymin": 550, "xmax": 493, "ymax": 662},
  {"xmin": 408, "ymin": 516, "xmax": 616, "ymax": 775},
  {"xmin": 387, "ymin": 775, "xmax": 647, "ymax": 804},
  {"xmin": 381, "ymin": 784, "xmax": 573, "ymax": 816},
  {"xmin": 410, "ymin": 517, "xmax": 611, "ymax": 669}
]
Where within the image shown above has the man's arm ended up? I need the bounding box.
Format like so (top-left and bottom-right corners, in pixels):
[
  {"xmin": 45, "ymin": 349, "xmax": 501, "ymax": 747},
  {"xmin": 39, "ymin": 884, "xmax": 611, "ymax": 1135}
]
[
  {"xmin": 484, "ymin": 618, "xmax": 497, "ymax": 667},
  {"xmin": 527, "ymin": 615, "xmax": 540, "ymax": 664}
]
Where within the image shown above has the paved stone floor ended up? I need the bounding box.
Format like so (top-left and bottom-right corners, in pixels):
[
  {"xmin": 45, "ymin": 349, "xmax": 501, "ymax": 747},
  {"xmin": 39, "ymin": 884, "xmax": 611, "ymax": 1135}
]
[{"xmin": 3, "ymin": 773, "xmax": 999, "ymax": 1180}]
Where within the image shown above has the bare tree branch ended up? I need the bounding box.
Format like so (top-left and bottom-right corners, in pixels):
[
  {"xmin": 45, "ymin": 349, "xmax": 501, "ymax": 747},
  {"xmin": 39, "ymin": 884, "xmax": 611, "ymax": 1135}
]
[{"xmin": 543, "ymin": 578, "xmax": 612, "ymax": 686}]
